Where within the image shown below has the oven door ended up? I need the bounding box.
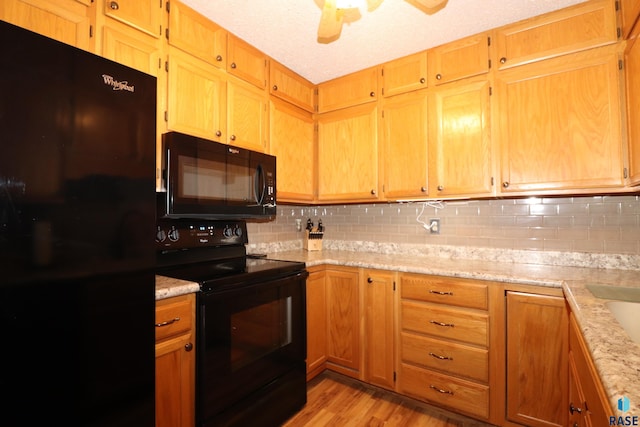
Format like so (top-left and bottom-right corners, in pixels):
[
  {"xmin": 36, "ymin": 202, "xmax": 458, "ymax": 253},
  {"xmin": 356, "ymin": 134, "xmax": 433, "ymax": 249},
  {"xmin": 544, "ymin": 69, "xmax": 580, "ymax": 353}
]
[{"xmin": 196, "ymin": 271, "xmax": 307, "ymax": 426}]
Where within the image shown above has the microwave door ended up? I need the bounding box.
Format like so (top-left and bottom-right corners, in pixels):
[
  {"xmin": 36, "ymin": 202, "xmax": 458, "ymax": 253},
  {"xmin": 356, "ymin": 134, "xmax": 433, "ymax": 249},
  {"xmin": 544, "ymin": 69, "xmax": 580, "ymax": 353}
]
[{"xmin": 253, "ymin": 164, "xmax": 266, "ymax": 206}]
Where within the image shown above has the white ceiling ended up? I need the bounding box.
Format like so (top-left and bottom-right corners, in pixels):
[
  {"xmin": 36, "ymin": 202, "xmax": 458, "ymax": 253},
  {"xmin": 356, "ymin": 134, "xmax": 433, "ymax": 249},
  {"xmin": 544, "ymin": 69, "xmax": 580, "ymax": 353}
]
[{"xmin": 181, "ymin": 0, "xmax": 587, "ymax": 84}]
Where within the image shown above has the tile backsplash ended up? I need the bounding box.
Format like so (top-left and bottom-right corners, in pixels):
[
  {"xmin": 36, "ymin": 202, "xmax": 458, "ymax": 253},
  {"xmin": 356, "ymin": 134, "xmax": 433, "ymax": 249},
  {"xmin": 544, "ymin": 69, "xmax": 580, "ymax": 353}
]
[{"xmin": 247, "ymin": 195, "xmax": 640, "ymax": 255}]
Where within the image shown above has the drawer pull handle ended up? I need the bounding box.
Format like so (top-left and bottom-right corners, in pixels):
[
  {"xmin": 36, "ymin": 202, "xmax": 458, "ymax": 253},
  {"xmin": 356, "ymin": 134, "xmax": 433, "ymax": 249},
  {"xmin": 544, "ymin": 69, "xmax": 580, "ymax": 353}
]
[
  {"xmin": 155, "ymin": 317, "xmax": 180, "ymax": 327},
  {"xmin": 430, "ymin": 320, "xmax": 454, "ymax": 327},
  {"xmin": 429, "ymin": 352, "xmax": 453, "ymax": 361},
  {"xmin": 430, "ymin": 385, "xmax": 454, "ymax": 395},
  {"xmin": 429, "ymin": 290, "xmax": 453, "ymax": 296}
]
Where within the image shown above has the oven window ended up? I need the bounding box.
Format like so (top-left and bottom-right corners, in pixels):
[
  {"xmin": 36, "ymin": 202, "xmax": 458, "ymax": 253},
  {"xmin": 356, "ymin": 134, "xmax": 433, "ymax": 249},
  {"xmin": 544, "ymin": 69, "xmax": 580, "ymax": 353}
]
[
  {"xmin": 230, "ymin": 296, "xmax": 292, "ymax": 372},
  {"xmin": 178, "ymin": 155, "xmax": 225, "ymax": 200}
]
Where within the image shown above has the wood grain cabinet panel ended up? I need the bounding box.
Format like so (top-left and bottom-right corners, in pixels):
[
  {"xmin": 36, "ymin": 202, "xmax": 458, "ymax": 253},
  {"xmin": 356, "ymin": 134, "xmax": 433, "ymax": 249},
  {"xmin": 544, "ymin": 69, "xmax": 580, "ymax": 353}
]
[
  {"xmin": 103, "ymin": 0, "xmax": 161, "ymax": 38},
  {"xmin": 270, "ymin": 61, "xmax": 315, "ymax": 112},
  {"xmin": 381, "ymin": 51, "xmax": 428, "ymax": 97},
  {"xmin": 626, "ymin": 25, "xmax": 640, "ymax": 185},
  {"xmin": 495, "ymin": 0, "xmax": 617, "ymax": 70},
  {"xmin": 0, "ymin": 0, "xmax": 94, "ymax": 51},
  {"xmin": 428, "ymin": 32, "xmax": 490, "ymax": 86},
  {"xmin": 305, "ymin": 268, "xmax": 327, "ymax": 381},
  {"xmin": 317, "ymin": 67, "xmax": 378, "ymax": 112},
  {"xmin": 167, "ymin": 0, "xmax": 227, "ymax": 69},
  {"xmin": 497, "ymin": 44, "xmax": 626, "ymax": 194},
  {"xmin": 227, "ymin": 34, "xmax": 268, "ymax": 89},
  {"xmin": 506, "ymin": 291, "xmax": 568, "ymax": 427},
  {"xmin": 400, "ymin": 274, "xmax": 488, "ymax": 310},
  {"xmin": 227, "ymin": 76, "xmax": 268, "ymax": 152}
]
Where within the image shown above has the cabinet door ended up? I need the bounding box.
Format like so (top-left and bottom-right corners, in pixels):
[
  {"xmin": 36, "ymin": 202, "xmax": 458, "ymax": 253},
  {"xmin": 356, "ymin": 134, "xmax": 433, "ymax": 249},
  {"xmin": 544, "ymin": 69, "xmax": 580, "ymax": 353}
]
[
  {"xmin": 227, "ymin": 34, "xmax": 268, "ymax": 89},
  {"xmin": 269, "ymin": 99, "xmax": 315, "ymax": 202},
  {"xmin": 270, "ymin": 61, "xmax": 315, "ymax": 112},
  {"xmin": 317, "ymin": 67, "xmax": 378, "ymax": 112},
  {"xmin": 167, "ymin": 0, "xmax": 227, "ymax": 69},
  {"xmin": 495, "ymin": 0, "xmax": 617, "ymax": 70},
  {"xmin": 325, "ymin": 268, "xmax": 361, "ymax": 378},
  {"xmin": 568, "ymin": 355, "xmax": 588, "ymax": 427},
  {"xmin": 497, "ymin": 45, "xmax": 625, "ymax": 193},
  {"xmin": 429, "ymin": 33, "xmax": 490, "ymax": 86},
  {"xmin": 0, "ymin": 0, "xmax": 93, "ymax": 51},
  {"xmin": 306, "ymin": 269, "xmax": 327, "ymax": 380},
  {"xmin": 166, "ymin": 46, "xmax": 227, "ymax": 141},
  {"xmin": 506, "ymin": 291, "xmax": 568, "ymax": 427},
  {"xmin": 317, "ymin": 103, "xmax": 379, "ymax": 202},
  {"xmin": 381, "ymin": 51, "xmax": 428, "ymax": 97},
  {"xmin": 627, "ymin": 29, "xmax": 640, "ymax": 185},
  {"xmin": 101, "ymin": 20, "xmax": 161, "ymax": 76},
  {"xmin": 381, "ymin": 90, "xmax": 429, "ymax": 199},
  {"xmin": 227, "ymin": 77, "xmax": 268, "ymax": 152},
  {"xmin": 103, "ymin": 0, "xmax": 161, "ymax": 38},
  {"xmin": 363, "ymin": 270, "xmax": 395, "ymax": 390},
  {"xmin": 429, "ymin": 77, "xmax": 493, "ymax": 197},
  {"xmin": 621, "ymin": 0, "xmax": 640, "ymax": 39}
]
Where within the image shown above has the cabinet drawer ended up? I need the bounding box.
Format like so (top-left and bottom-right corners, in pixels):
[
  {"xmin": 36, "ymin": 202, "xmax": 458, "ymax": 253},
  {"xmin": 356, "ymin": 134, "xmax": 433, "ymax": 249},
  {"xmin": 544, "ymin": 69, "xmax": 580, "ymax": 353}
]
[
  {"xmin": 401, "ymin": 301, "xmax": 488, "ymax": 346},
  {"xmin": 400, "ymin": 363, "xmax": 489, "ymax": 419},
  {"xmin": 155, "ymin": 295, "xmax": 193, "ymax": 342},
  {"xmin": 401, "ymin": 274, "xmax": 488, "ymax": 310},
  {"xmin": 401, "ymin": 332, "xmax": 488, "ymax": 382}
]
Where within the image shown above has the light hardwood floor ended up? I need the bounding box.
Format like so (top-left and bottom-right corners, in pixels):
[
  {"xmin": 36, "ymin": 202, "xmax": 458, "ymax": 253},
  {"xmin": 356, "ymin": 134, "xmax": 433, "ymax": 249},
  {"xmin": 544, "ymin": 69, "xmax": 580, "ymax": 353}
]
[{"xmin": 283, "ymin": 371, "xmax": 495, "ymax": 427}]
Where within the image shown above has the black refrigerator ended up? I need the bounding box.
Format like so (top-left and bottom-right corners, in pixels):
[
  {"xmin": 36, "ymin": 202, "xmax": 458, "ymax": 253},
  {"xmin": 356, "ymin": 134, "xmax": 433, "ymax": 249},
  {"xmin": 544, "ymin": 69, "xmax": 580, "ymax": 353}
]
[{"xmin": 0, "ymin": 21, "xmax": 156, "ymax": 426}]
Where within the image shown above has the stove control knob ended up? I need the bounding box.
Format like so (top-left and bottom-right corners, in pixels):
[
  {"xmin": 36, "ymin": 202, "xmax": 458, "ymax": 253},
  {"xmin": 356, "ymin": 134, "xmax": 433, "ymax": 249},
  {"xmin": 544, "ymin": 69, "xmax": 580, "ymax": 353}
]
[
  {"xmin": 168, "ymin": 227, "xmax": 180, "ymax": 242},
  {"xmin": 234, "ymin": 227, "xmax": 243, "ymax": 238},
  {"xmin": 155, "ymin": 228, "xmax": 167, "ymax": 243},
  {"xmin": 223, "ymin": 226, "xmax": 234, "ymax": 238}
]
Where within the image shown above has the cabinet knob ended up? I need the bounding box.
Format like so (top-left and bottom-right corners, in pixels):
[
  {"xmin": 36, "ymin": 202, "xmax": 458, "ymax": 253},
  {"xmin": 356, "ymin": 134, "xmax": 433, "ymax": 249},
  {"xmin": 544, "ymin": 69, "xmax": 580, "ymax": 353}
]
[
  {"xmin": 420, "ymin": 186, "xmax": 427, "ymax": 192},
  {"xmin": 569, "ymin": 403, "xmax": 582, "ymax": 415},
  {"xmin": 367, "ymin": 277, "xmax": 373, "ymax": 284},
  {"xmin": 502, "ymin": 181, "xmax": 510, "ymax": 188},
  {"xmin": 369, "ymin": 91, "xmax": 375, "ymax": 97},
  {"xmin": 216, "ymin": 55, "xmax": 222, "ymax": 62},
  {"xmin": 109, "ymin": 1, "xmax": 119, "ymax": 10},
  {"xmin": 185, "ymin": 342, "xmax": 193, "ymax": 352},
  {"xmin": 272, "ymin": 85, "xmax": 278, "ymax": 91},
  {"xmin": 370, "ymin": 189, "xmax": 376, "ymax": 195},
  {"xmin": 500, "ymin": 57, "xmax": 507, "ymax": 64},
  {"xmin": 419, "ymin": 77, "xmax": 425, "ymax": 84},
  {"xmin": 230, "ymin": 62, "xmax": 237, "ymax": 69},
  {"xmin": 437, "ymin": 185, "xmax": 444, "ymax": 191},
  {"xmin": 215, "ymin": 130, "xmax": 222, "ymax": 137},
  {"xmin": 230, "ymin": 134, "xmax": 236, "ymax": 141},
  {"xmin": 435, "ymin": 73, "xmax": 442, "ymax": 80}
]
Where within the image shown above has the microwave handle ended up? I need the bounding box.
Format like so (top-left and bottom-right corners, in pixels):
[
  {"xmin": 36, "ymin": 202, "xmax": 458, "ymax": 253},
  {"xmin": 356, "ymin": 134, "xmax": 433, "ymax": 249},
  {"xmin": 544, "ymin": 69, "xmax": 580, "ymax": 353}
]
[{"xmin": 254, "ymin": 164, "xmax": 266, "ymax": 205}]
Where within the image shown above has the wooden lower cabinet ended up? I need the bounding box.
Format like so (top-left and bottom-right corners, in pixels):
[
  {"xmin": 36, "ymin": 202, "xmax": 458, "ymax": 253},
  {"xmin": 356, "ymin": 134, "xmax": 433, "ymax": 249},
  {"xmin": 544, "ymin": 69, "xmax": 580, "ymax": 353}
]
[
  {"xmin": 306, "ymin": 267, "xmax": 327, "ymax": 380},
  {"xmin": 568, "ymin": 313, "xmax": 614, "ymax": 427},
  {"xmin": 155, "ymin": 293, "xmax": 195, "ymax": 427},
  {"xmin": 398, "ymin": 274, "xmax": 494, "ymax": 422},
  {"xmin": 505, "ymin": 291, "xmax": 568, "ymax": 427}
]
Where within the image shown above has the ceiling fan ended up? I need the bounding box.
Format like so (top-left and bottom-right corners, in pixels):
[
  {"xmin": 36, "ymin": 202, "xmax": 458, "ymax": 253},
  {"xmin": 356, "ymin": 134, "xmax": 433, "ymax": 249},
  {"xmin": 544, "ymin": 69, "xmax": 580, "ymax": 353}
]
[{"xmin": 316, "ymin": 0, "xmax": 448, "ymax": 43}]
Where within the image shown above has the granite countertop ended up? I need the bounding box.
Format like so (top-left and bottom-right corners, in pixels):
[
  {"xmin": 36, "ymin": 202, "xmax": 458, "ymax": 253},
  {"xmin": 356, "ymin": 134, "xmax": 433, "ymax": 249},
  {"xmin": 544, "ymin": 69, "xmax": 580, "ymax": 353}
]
[{"xmin": 154, "ymin": 248, "xmax": 640, "ymax": 417}]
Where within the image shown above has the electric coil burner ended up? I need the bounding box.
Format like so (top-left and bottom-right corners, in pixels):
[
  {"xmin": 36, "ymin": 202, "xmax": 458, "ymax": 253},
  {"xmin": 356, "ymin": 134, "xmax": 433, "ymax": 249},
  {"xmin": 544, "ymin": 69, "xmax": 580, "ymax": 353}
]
[{"xmin": 156, "ymin": 218, "xmax": 308, "ymax": 427}]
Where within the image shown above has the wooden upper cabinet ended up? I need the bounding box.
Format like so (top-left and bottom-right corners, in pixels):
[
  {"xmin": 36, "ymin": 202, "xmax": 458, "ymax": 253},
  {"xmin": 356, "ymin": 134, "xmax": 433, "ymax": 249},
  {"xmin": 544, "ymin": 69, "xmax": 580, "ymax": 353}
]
[
  {"xmin": 428, "ymin": 77, "xmax": 493, "ymax": 198},
  {"xmin": 381, "ymin": 51, "xmax": 428, "ymax": 97},
  {"xmin": 227, "ymin": 34, "xmax": 268, "ymax": 89},
  {"xmin": 103, "ymin": 0, "xmax": 161, "ymax": 38},
  {"xmin": 381, "ymin": 90, "xmax": 429, "ymax": 200},
  {"xmin": 317, "ymin": 103, "xmax": 379, "ymax": 202},
  {"xmin": 227, "ymin": 76, "xmax": 268, "ymax": 152},
  {"xmin": 270, "ymin": 61, "xmax": 315, "ymax": 112},
  {"xmin": 269, "ymin": 99, "xmax": 315, "ymax": 202},
  {"xmin": 495, "ymin": 0, "xmax": 617, "ymax": 70},
  {"xmin": 0, "ymin": 0, "xmax": 94, "ymax": 51},
  {"xmin": 428, "ymin": 32, "xmax": 490, "ymax": 86},
  {"xmin": 627, "ymin": 25, "xmax": 640, "ymax": 185},
  {"xmin": 620, "ymin": 0, "xmax": 640, "ymax": 39},
  {"xmin": 166, "ymin": 46, "xmax": 227, "ymax": 141},
  {"xmin": 167, "ymin": 0, "xmax": 227, "ymax": 69},
  {"xmin": 100, "ymin": 18, "xmax": 161, "ymax": 76},
  {"xmin": 317, "ymin": 67, "xmax": 378, "ymax": 113},
  {"xmin": 497, "ymin": 44, "xmax": 626, "ymax": 194}
]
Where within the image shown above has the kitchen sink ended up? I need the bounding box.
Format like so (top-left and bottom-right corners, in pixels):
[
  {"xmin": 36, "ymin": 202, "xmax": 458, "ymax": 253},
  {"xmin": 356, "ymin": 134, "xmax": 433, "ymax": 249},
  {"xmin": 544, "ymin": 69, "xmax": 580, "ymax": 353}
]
[
  {"xmin": 586, "ymin": 284, "xmax": 640, "ymax": 302},
  {"xmin": 606, "ymin": 301, "xmax": 640, "ymax": 344}
]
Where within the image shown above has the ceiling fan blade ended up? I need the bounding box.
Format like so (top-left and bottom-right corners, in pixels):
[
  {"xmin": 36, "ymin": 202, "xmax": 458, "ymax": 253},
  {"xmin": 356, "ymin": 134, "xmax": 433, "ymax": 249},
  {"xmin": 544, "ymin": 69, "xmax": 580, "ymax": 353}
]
[
  {"xmin": 318, "ymin": 0, "xmax": 344, "ymax": 43},
  {"xmin": 405, "ymin": 0, "xmax": 448, "ymax": 14},
  {"xmin": 366, "ymin": 0, "xmax": 384, "ymax": 12}
]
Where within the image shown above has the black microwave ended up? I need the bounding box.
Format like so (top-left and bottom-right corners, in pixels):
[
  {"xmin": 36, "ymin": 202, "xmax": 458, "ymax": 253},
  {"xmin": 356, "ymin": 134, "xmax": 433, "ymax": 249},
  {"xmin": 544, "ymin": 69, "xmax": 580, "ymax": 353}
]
[{"xmin": 160, "ymin": 132, "xmax": 276, "ymax": 220}]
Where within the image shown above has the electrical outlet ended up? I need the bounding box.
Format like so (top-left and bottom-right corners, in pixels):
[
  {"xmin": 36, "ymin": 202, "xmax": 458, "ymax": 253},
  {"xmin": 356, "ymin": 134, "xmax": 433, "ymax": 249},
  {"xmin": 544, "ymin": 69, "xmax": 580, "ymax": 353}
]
[{"xmin": 429, "ymin": 219, "xmax": 440, "ymax": 234}]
